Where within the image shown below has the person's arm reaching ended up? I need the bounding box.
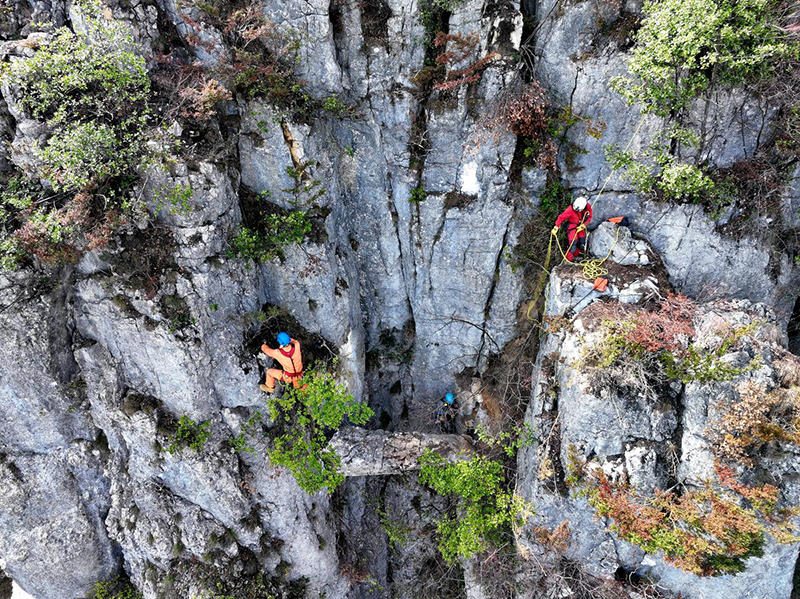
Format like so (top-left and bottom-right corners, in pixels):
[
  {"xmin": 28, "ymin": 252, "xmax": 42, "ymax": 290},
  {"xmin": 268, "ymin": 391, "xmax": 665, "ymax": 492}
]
[
  {"xmin": 552, "ymin": 206, "xmax": 570, "ymax": 234},
  {"xmin": 261, "ymin": 344, "xmax": 280, "ymax": 359}
]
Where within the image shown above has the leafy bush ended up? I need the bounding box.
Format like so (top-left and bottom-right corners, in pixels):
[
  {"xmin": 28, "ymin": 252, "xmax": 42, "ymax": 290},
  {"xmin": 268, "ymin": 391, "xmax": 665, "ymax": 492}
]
[
  {"xmin": 661, "ymin": 343, "xmax": 756, "ymax": 383},
  {"xmin": 3, "ymin": 0, "xmax": 149, "ymax": 191},
  {"xmin": 474, "ymin": 422, "xmax": 536, "ymax": 458},
  {"xmin": 154, "ymin": 183, "xmax": 194, "ymax": 217},
  {"xmin": 266, "ymin": 368, "xmax": 372, "ymax": 494},
  {"xmin": 611, "ymin": 0, "xmax": 794, "ymax": 117},
  {"xmin": 87, "ymin": 576, "xmax": 142, "ymax": 599},
  {"xmin": 408, "ymin": 186, "xmax": 427, "ymax": 203},
  {"xmin": 605, "ymin": 142, "xmax": 719, "ymax": 203},
  {"xmin": 606, "ymin": 0, "xmax": 796, "ymax": 208},
  {"xmin": 229, "ymin": 210, "xmax": 311, "ymax": 262},
  {"xmin": 657, "ymin": 160, "xmax": 716, "ymax": 201},
  {"xmin": 0, "ymin": 237, "xmax": 23, "ymax": 270},
  {"xmin": 167, "ymin": 415, "xmax": 212, "ymax": 454},
  {"xmin": 0, "ymin": 0, "xmax": 150, "ymax": 267},
  {"xmin": 39, "ymin": 121, "xmax": 137, "ymax": 192},
  {"xmin": 418, "ymin": 450, "xmax": 531, "ymax": 563}
]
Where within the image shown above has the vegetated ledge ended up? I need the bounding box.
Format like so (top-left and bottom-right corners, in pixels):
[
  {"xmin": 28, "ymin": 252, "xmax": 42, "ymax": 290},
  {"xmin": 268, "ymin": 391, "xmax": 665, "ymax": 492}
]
[{"xmin": 329, "ymin": 427, "xmax": 474, "ymax": 477}]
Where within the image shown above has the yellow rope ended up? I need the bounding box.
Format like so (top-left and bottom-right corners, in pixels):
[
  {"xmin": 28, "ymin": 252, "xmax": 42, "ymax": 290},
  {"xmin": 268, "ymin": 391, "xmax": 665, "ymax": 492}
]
[{"xmin": 553, "ymin": 225, "xmax": 621, "ymax": 280}]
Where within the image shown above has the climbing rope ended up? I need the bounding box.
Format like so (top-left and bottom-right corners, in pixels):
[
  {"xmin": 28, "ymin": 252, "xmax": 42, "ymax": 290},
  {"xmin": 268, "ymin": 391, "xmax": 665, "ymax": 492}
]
[{"xmin": 553, "ymin": 223, "xmax": 622, "ymax": 280}]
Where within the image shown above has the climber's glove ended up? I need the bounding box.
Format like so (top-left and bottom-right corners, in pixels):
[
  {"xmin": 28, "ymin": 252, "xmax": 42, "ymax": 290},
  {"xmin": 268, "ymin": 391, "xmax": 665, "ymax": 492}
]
[
  {"xmin": 576, "ymin": 224, "xmax": 586, "ymax": 233},
  {"xmin": 551, "ymin": 226, "xmax": 559, "ymax": 235}
]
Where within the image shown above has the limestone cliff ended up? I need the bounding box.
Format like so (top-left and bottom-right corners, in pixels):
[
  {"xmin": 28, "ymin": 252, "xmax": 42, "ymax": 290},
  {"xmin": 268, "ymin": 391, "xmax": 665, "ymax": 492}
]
[{"xmin": 0, "ymin": 0, "xmax": 798, "ymax": 598}]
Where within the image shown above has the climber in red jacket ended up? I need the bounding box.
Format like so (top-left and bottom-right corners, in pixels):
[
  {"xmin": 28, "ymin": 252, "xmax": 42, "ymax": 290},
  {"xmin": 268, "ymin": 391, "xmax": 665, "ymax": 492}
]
[{"xmin": 552, "ymin": 195, "xmax": 592, "ymax": 262}]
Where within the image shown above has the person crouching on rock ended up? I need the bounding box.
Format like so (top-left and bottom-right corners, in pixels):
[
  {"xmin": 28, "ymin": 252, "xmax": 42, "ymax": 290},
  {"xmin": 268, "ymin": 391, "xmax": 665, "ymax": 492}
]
[
  {"xmin": 260, "ymin": 332, "xmax": 304, "ymax": 395},
  {"xmin": 435, "ymin": 393, "xmax": 458, "ymax": 434},
  {"xmin": 552, "ymin": 195, "xmax": 592, "ymax": 262}
]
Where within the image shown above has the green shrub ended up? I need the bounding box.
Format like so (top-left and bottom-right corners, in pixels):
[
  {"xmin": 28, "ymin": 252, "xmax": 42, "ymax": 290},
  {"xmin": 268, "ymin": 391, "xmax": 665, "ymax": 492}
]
[
  {"xmin": 605, "ymin": 143, "xmax": 717, "ymax": 203},
  {"xmin": 167, "ymin": 415, "xmax": 211, "ymax": 454},
  {"xmin": 606, "ymin": 0, "xmax": 797, "ymax": 208},
  {"xmin": 408, "ymin": 186, "xmax": 427, "ymax": 203},
  {"xmin": 87, "ymin": 576, "xmax": 142, "ymax": 599},
  {"xmin": 568, "ymin": 453, "xmax": 798, "ymax": 576},
  {"xmin": 3, "ymin": 0, "xmax": 149, "ymax": 191},
  {"xmin": 661, "ymin": 344, "xmax": 757, "ymax": 384},
  {"xmin": 0, "ymin": 0, "xmax": 150, "ymax": 266},
  {"xmin": 474, "ymin": 423, "xmax": 536, "ymax": 458},
  {"xmin": 154, "ymin": 183, "xmax": 194, "ymax": 217},
  {"xmin": 418, "ymin": 450, "xmax": 531, "ymax": 563},
  {"xmin": 0, "ymin": 237, "xmax": 23, "ymax": 270},
  {"xmin": 611, "ymin": 0, "xmax": 794, "ymax": 117},
  {"xmin": 39, "ymin": 121, "xmax": 136, "ymax": 192},
  {"xmin": 585, "ymin": 313, "xmax": 760, "ymax": 390},
  {"xmin": 267, "ymin": 368, "xmax": 372, "ymax": 494},
  {"xmin": 229, "ymin": 210, "xmax": 311, "ymax": 262}
]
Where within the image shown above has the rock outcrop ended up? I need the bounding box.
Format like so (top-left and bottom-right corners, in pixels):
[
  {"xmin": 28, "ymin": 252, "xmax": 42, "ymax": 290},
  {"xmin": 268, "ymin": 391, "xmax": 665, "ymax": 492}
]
[
  {"xmin": 517, "ymin": 225, "xmax": 800, "ymax": 598},
  {"xmin": 330, "ymin": 427, "xmax": 474, "ymax": 476}
]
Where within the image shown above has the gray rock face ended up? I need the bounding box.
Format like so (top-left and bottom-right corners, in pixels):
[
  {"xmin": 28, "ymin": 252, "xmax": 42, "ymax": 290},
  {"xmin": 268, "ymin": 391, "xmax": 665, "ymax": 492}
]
[
  {"xmin": 0, "ymin": 444, "xmax": 118, "ymax": 599},
  {"xmin": 588, "ymin": 220, "xmax": 652, "ymax": 266},
  {"xmin": 783, "ymin": 165, "xmax": 800, "ymax": 231}
]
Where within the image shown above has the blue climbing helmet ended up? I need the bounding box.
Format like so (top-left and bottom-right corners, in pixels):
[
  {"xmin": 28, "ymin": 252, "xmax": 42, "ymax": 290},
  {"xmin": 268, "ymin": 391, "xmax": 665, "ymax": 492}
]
[
  {"xmin": 277, "ymin": 332, "xmax": 291, "ymax": 347},
  {"xmin": 445, "ymin": 393, "xmax": 455, "ymax": 405}
]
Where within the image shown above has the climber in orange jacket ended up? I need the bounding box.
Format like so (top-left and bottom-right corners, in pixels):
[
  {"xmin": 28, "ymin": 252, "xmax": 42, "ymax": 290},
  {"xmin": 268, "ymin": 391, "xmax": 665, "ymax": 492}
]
[
  {"xmin": 260, "ymin": 332, "xmax": 304, "ymax": 394},
  {"xmin": 552, "ymin": 195, "xmax": 592, "ymax": 262}
]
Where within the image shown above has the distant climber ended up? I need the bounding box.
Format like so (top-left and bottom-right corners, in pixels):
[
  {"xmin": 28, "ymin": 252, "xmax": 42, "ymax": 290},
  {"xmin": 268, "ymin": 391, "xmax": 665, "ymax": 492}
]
[
  {"xmin": 435, "ymin": 393, "xmax": 458, "ymax": 434},
  {"xmin": 552, "ymin": 195, "xmax": 593, "ymax": 262},
  {"xmin": 259, "ymin": 332, "xmax": 304, "ymax": 394}
]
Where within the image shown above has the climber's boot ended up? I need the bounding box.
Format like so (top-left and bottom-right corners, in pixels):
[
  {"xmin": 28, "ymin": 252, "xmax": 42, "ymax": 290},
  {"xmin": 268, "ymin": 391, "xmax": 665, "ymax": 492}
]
[{"xmin": 260, "ymin": 384, "xmax": 275, "ymax": 395}]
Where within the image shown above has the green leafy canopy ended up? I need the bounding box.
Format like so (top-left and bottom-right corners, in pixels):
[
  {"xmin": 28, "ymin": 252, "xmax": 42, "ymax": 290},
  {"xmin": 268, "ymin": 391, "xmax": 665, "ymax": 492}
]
[
  {"xmin": 612, "ymin": 0, "xmax": 794, "ymax": 117},
  {"xmin": 418, "ymin": 450, "xmax": 531, "ymax": 563},
  {"xmin": 267, "ymin": 368, "xmax": 372, "ymax": 494}
]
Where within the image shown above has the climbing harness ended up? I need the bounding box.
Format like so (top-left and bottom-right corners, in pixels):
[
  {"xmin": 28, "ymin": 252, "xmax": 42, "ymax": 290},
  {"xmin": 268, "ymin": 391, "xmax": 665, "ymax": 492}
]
[{"xmin": 279, "ymin": 342, "xmax": 303, "ymax": 378}]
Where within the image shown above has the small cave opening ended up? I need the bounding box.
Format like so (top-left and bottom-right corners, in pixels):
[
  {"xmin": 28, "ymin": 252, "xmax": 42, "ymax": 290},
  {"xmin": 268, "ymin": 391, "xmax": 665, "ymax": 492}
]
[
  {"xmin": 789, "ymin": 295, "xmax": 800, "ymax": 356},
  {"xmin": 241, "ymin": 302, "xmax": 335, "ymax": 377}
]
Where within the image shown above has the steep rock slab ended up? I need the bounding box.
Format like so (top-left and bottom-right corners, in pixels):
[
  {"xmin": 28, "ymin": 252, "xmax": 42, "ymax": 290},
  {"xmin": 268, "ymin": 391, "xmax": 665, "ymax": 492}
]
[
  {"xmin": 0, "ymin": 272, "xmax": 94, "ymax": 453},
  {"xmin": 0, "ymin": 445, "xmax": 118, "ymax": 599}
]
